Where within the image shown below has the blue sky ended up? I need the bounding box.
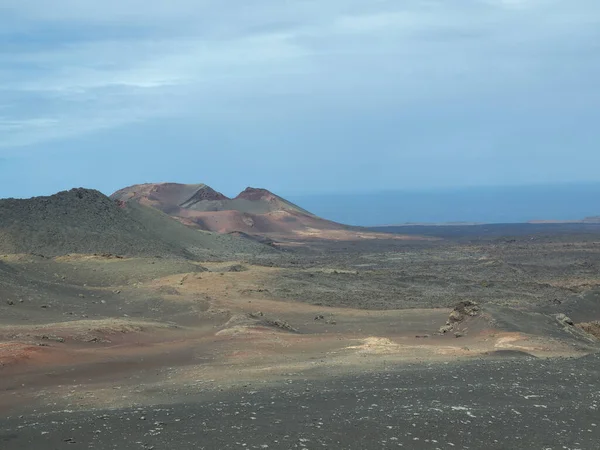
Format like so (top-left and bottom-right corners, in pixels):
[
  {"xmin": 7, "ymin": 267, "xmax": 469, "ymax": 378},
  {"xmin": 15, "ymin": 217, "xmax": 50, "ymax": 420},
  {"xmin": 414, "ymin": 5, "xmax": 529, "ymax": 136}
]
[{"xmin": 1, "ymin": 0, "xmax": 599, "ymax": 199}]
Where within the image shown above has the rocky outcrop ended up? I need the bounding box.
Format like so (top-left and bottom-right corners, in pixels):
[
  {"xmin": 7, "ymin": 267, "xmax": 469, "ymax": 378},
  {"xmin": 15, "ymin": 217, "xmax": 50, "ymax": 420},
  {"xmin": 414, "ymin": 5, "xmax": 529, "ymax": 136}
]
[{"xmin": 439, "ymin": 301, "xmax": 481, "ymax": 335}]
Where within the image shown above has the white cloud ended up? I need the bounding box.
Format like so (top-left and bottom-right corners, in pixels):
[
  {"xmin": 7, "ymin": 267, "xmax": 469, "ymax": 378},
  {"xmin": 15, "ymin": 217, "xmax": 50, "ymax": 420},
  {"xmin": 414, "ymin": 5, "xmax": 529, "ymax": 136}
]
[
  {"xmin": 0, "ymin": 117, "xmax": 59, "ymax": 132},
  {"xmin": 0, "ymin": 0, "xmax": 599, "ymax": 151}
]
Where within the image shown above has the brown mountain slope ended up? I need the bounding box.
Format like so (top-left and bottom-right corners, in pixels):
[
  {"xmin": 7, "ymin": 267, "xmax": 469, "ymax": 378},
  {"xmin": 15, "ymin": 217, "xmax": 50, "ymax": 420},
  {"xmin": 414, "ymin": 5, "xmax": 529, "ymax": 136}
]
[
  {"xmin": 0, "ymin": 188, "xmax": 271, "ymax": 258},
  {"xmin": 111, "ymin": 183, "xmax": 346, "ymax": 235}
]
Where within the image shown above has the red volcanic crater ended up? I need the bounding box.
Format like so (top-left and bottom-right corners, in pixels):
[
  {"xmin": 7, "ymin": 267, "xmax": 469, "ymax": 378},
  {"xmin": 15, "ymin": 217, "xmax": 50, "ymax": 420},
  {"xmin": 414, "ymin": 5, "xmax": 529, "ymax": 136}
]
[{"xmin": 111, "ymin": 183, "xmax": 345, "ymax": 235}]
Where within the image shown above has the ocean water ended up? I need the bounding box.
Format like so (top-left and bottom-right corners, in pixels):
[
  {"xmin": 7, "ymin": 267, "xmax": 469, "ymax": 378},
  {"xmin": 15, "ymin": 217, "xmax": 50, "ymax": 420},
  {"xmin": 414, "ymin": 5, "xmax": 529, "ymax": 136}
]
[{"xmin": 287, "ymin": 183, "xmax": 600, "ymax": 226}]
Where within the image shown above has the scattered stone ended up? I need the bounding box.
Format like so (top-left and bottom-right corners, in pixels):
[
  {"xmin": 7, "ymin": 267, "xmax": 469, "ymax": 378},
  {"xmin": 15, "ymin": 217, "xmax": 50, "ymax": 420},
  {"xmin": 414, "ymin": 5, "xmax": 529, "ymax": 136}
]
[
  {"xmin": 448, "ymin": 310, "xmax": 463, "ymax": 323},
  {"xmin": 40, "ymin": 335, "xmax": 65, "ymax": 343},
  {"xmin": 314, "ymin": 315, "xmax": 325, "ymax": 321},
  {"xmin": 556, "ymin": 313, "xmax": 574, "ymax": 327},
  {"xmin": 441, "ymin": 301, "xmax": 480, "ymax": 333},
  {"xmin": 454, "ymin": 331, "xmax": 464, "ymax": 338},
  {"xmin": 96, "ymin": 253, "xmax": 124, "ymax": 259},
  {"xmin": 225, "ymin": 264, "xmax": 248, "ymax": 273},
  {"xmin": 264, "ymin": 318, "xmax": 298, "ymax": 333},
  {"xmin": 439, "ymin": 324, "xmax": 454, "ymax": 334},
  {"xmin": 87, "ymin": 337, "xmax": 112, "ymax": 344},
  {"xmin": 415, "ymin": 335, "xmax": 430, "ymax": 339},
  {"xmin": 449, "ymin": 301, "xmax": 480, "ymax": 323},
  {"xmin": 6, "ymin": 300, "xmax": 14, "ymax": 306}
]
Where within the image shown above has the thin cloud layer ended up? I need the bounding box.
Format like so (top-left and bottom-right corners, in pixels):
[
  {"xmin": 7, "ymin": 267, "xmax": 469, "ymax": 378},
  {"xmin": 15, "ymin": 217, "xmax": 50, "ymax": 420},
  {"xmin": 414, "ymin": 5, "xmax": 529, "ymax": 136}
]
[{"xmin": 0, "ymin": 1, "xmax": 599, "ymax": 195}]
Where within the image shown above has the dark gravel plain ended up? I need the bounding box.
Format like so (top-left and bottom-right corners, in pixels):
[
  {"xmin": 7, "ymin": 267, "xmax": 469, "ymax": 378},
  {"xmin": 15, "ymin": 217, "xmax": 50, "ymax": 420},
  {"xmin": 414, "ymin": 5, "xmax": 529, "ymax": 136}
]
[
  {"xmin": 2, "ymin": 353, "xmax": 599, "ymax": 450},
  {"xmin": 3, "ymin": 192, "xmax": 600, "ymax": 449}
]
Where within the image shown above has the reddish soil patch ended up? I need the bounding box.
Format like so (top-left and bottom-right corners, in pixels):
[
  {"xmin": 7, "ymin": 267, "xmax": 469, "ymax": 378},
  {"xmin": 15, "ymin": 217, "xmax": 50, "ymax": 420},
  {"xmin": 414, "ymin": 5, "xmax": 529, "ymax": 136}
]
[{"xmin": 578, "ymin": 321, "xmax": 600, "ymax": 339}]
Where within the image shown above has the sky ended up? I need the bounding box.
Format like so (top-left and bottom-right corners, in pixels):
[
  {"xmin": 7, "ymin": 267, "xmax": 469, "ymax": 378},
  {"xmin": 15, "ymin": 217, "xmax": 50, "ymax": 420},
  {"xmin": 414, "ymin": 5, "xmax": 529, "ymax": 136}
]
[
  {"xmin": 1, "ymin": 0, "xmax": 600, "ymax": 200},
  {"xmin": 289, "ymin": 183, "xmax": 600, "ymax": 225}
]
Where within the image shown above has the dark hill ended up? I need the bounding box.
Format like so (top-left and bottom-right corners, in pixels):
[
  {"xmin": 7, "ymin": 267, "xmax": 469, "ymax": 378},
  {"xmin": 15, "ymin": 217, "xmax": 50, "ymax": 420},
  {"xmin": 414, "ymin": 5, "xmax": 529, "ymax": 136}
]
[{"xmin": 0, "ymin": 188, "xmax": 270, "ymax": 258}]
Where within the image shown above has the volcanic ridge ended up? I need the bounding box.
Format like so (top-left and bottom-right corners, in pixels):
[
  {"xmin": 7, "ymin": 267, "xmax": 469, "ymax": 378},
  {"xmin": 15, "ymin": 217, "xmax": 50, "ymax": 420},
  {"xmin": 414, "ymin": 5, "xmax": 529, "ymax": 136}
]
[
  {"xmin": 0, "ymin": 188, "xmax": 270, "ymax": 258},
  {"xmin": 111, "ymin": 183, "xmax": 346, "ymax": 235}
]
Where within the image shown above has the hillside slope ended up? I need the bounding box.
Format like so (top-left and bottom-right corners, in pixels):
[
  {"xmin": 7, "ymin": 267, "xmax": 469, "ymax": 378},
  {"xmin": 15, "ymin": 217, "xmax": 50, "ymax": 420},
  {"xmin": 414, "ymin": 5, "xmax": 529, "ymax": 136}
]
[
  {"xmin": 0, "ymin": 188, "xmax": 270, "ymax": 258},
  {"xmin": 111, "ymin": 183, "xmax": 346, "ymax": 235}
]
